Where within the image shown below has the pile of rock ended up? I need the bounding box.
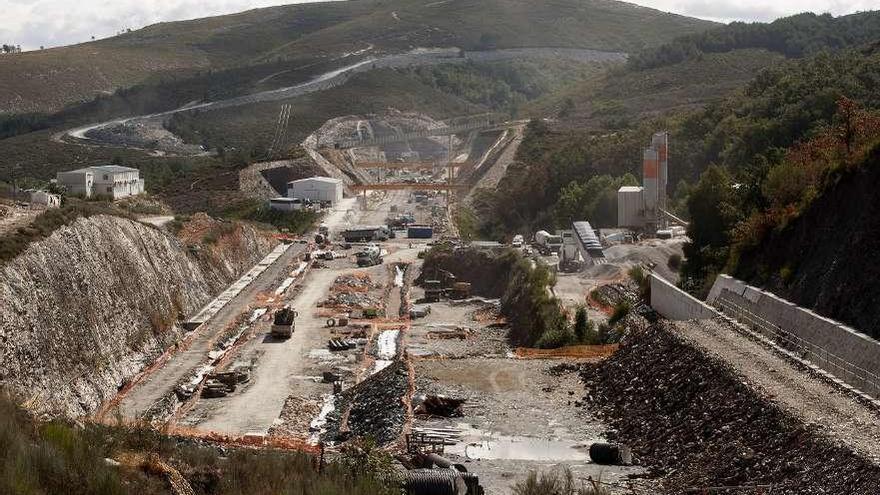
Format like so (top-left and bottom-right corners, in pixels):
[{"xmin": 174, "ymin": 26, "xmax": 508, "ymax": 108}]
[
  {"xmin": 580, "ymin": 323, "xmax": 880, "ymax": 494},
  {"xmin": 323, "ymin": 361, "xmax": 409, "ymax": 446},
  {"xmin": 321, "ymin": 292, "xmax": 383, "ymax": 310}
]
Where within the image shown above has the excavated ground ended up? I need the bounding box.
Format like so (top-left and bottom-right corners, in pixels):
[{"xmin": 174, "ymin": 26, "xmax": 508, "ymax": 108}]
[{"xmin": 580, "ymin": 321, "xmax": 880, "ymax": 494}]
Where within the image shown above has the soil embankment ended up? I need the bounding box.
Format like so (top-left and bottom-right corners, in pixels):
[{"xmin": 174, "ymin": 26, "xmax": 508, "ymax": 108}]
[
  {"xmin": 581, "ymin": 322, "xmax": 880, "ymax": 493},
  {"xmin": 0, "ymin": 214, "xmax": 273, "ymax": 417}
]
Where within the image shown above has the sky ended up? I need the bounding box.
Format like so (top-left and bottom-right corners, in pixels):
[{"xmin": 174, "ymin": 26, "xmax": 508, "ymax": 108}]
[{"xmin": 0, "ymin": 0, "xmax": 876, "ymax": 50}]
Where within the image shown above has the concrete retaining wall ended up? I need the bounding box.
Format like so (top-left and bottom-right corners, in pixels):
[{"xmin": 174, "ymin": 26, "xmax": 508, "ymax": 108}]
[
  {"xmin": 650, "ymin": 274, "xmax": 718, "ymax": 320},
  {"xmin": 708, "ymin": 274, "xmax": 880, "ymax": 389}
]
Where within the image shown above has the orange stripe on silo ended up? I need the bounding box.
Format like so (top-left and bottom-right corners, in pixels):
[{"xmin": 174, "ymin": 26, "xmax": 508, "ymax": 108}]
[{"xmin": 644, "ymin": 158, "xmax": 658, "ymax": 178}]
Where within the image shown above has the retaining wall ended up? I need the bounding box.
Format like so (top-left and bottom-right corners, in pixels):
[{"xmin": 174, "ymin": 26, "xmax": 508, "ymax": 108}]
[
  {"xmin": 708, "ymin": 274, "xmax": 880, "ymax": 392},
  {"xmin": 650, "ymin": 274, "xmax": 718, "ymax": 320}
]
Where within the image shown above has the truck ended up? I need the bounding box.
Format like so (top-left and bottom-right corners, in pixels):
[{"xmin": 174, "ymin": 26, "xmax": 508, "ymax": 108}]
[
  {"xmin": 407, "ymin": 224, "xmax": 434, "ymax": 239},
  {"xmin": 342, "ymin": 225, "xmax": 386, "ymax": 243},
  {"xmin": 535, "ymin": 230, "xmax": 563, "ymax": 254},
  {"xmin": 271, "ymin": 306, "xmax": 297, "ymax": 339},
  {"xmin": 356, "ymin": 243, "xmax": 383, "ymax": 267},
  {"xmin": 512, "ymin": 234, "xmax": 524, "ymax": 249}
]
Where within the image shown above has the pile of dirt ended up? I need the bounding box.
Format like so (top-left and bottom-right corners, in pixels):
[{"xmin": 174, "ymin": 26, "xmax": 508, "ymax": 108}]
[
  {"xmin": 323, "ymin": 361, "xmax": 409, "ymax": 446},
  {"xmin": 580, "ymin": 323, "xmax": 880, "ymax": 494}
]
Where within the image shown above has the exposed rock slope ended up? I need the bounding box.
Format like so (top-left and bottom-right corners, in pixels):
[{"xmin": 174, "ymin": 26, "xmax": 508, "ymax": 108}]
[{"xmin": 0, "ymin": 214, "xmax": 273, "ymax": 417}]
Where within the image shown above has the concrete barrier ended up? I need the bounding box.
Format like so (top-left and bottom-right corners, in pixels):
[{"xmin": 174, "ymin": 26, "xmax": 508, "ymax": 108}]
[
  {"xmin": 708, "ymin": 275, "xmax": 880, "ymax": 396},
  {"xmin": 650, "ymin": 274, "xmax": 718, "ymax": 320}
]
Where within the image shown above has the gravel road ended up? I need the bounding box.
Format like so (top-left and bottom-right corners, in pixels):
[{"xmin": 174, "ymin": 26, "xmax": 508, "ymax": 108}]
[{"xmin": 674, "ymin": 318, "xmax": 880, "ymax": 465}]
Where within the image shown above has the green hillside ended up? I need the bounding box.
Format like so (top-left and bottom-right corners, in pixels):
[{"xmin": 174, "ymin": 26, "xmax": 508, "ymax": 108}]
[
  {"xmin": 466, "ymin": 11, "xmax": 880, "ymax": 245},
  {"xmin": 0, "ymin": 0, "xmax": 715, "ymax": 115}
]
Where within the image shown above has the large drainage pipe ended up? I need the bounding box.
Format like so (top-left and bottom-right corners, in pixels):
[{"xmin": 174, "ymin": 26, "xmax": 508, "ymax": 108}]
[{"xmin": 404, "ymin": 469, "xmax": 467, "ymax": 495}]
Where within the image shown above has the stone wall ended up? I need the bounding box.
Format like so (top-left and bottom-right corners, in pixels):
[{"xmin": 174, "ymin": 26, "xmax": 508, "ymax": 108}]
[
  {"xmin": 650, "ymin": 273, "xmax": 717, "ymax": 321},
  {"xmin": 708, "ymin": 274, "xmax": 880, "ymax": 395}
]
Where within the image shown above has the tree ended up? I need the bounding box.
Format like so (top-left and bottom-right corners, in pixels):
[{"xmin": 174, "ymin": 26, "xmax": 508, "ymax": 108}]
[{"xmin": 680, "ymin": 165, "xmax": 739, "ymax": 296}]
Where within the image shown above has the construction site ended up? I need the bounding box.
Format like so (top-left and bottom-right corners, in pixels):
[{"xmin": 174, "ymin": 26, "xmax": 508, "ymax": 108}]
[
  {"xmin": 5, "ymin": 106, "xmax": 880, "ymax": 495},
  {"xmin": 2, "ymin": 106, "xmax": 842, "ymax": 494}
]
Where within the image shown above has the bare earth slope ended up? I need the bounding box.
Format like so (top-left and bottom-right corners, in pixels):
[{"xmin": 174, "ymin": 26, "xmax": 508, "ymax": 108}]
[{"xmin": 0, "ymin": 214, "xmax": 272, "ymax": 417}]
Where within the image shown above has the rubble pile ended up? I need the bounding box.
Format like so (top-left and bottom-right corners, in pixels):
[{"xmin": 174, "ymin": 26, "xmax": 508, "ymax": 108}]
[
  {"xmin": 268, "ymin": 395, "xmax": 322, "ymax": 438},
  {"xmin": 321, "ymin": 292, "xmax": 383, "ymax": 310},
  {"xmin": 323, "ymin": 361, "xmax": 409, "ymax": 446},
  {"xmin": 580, "ymin": 323, "xmax": 880, "ymax": 494},
  {"xmin": 333, "ymin": 274, "xmax": 379, "ymax": 292}
]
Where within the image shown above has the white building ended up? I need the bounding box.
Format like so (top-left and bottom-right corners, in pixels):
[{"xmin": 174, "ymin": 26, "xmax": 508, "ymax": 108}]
[
  {"xmin": 618, "ymin": 186, "xmax": 645, "ymax": 228},
  {"xmin": 287, "ymin": 177, "xmax": 343, "ymax": 205},
  {"xmin": 56, "ymin": 165, "xmax": 145, "ymax": 200},
  {"xmin": 29, "ymin": 190, "xmax": 61, "ymax": 208}
]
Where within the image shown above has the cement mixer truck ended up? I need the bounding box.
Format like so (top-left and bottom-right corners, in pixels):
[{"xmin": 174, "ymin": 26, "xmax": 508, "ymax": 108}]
[{"xmin": 535, "ymin": 230, "xmax": 563, "ymax": 255}]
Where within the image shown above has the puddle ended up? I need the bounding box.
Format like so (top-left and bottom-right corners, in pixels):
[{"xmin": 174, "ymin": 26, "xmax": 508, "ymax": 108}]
[
  {"xmin": 308, "ymin": 394, "xmax": 336, "ymax": 444},
  {"xmin": 372, "ymin": 329, "xmax": 400, "ymax": 374},
  {"xmin": 444, "ymin": 424, "xmax": 592, "ymax": 461},
  {"xmin": 376, "ymin": 330, "xmax": 400, "ymax": 359}
]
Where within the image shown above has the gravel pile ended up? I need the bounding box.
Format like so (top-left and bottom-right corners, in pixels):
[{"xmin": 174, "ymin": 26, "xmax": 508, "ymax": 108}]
[
  {"xmin": 580, "ymin": 323, "xmax": 880, "ymax": 494},
  {"xmin": 323, "ymin": 361, "xmax": 409, "ymax": 446}
]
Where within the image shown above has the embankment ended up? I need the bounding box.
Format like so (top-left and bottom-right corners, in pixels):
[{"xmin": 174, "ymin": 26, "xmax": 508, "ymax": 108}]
[
  {"xmin": 0, "ymin": 214, "xmax": 273, "ymax": 417},
  {"xmin": 581, "ymin": 323, "xmax": 880, "ymax": 494}
]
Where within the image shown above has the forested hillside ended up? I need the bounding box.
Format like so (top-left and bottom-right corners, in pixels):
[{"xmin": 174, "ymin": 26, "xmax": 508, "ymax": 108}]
[{"xmin": 466, "ymin": 12, "xmax": 880, "ymax": 246}]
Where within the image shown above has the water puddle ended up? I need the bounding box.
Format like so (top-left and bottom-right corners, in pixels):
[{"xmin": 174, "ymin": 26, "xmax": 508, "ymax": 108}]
[
  {"xmin": 372, "ymin": 329, "xmax": 400, "ymax": 374},
  {"xmin": 444, "ymin": 424, "xmax": 591, "ymax": 461},
  {"xmin": 308, "ymin": 394, "xmax": 336, "ymax": 444}
]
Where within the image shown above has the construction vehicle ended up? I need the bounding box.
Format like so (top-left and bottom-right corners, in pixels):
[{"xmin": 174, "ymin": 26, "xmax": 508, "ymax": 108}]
[
  {"xmin": 356, "ymin": 243, "xmax": 383, "ymax": 267},
  {"xmin": 271, "ymin": 306, "xmax": 297, "ymax": 338},
  {"xmin": 512, "ymin": 234, "xmax": 524, "ymax": 248},
  {"xmin": 423, "ymin": 279, "xmax": 444, "ymax": 303},
  {"xmin": 535, "ymin": 230, "xmax": 563, "ymax": 255}
]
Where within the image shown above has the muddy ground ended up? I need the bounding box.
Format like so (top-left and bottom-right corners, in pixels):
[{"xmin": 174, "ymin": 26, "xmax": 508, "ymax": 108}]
[{"xmin": 407, "ymin": 296, "xmax": 648, "ymax": 493}]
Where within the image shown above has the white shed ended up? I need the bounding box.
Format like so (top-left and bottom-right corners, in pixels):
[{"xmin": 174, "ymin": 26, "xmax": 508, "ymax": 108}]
[
  {"xmin": 618, "ymin": 186, "xmax": 645, "ymax": 228},
  {"xmin": 287, "ymin": 177, "xmax": 343, "ymax": 205}
]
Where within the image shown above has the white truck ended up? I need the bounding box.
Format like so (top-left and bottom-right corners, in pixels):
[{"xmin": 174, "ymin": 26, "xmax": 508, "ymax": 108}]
[
  {"xmin": 535, "ymin": 230, "xmax": 563, "ymax": 255},
  {"xmin": 512, "ymin": 234, "xmax": 524, "ymax": 249}
]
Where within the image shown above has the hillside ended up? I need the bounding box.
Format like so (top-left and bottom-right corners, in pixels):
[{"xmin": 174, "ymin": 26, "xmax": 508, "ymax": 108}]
[
  {"xmin": 466, "ymin": 11, "xmax": 880, "ymax": 241},
  {"xmin": 0, "ymin": 0, "xmax": 715, "ymax": 115},
  {"xmin": 733, "ymin": 144, "xmax": 880, "ymax": 339},
  {"xmin": 0, "ymin": 213, "xmax": 273, "ymax": 416}
]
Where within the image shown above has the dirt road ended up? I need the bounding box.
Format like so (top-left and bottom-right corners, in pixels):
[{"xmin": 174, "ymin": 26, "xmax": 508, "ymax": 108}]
[
  {"xmin": 117, "ymin": 242, "xmax": 306, "ymax": 419},
  {"xmin": 192, "ymin": 268, "xmax": 339, "ymax": 435},
  {"xmin": 675, "ymin": 318, "xmax": 880, "ymax": 465},
  {"xmin": 180, "ymin": 190, "xmax": 424, "ymax": 436}
]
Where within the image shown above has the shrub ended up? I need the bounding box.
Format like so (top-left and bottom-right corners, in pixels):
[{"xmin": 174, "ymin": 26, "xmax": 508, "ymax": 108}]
[
  {"xmin": 514, "ymin": 468, "xmax": 610, "ymax": 495},
  {"xmin": 668, "ymin": 254, "xmax": 682, "ymax": 271},
  {"xmin": 608, "ymin": 301, "xmax": 632, "ymax": 326}
]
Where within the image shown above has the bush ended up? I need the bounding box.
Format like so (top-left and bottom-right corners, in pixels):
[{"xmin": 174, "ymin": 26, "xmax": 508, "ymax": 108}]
[
  {"xmin": 514, "ymin": 467, "xmax": 610, "ymax": 495},
  {"xmin": 0, "ymin": 393, "xmax": 404, "ymax": 495},
  {"xmin": 0, "ymin": 200, "xmax": 132, "ymax": 265},
  {"xmin": 667, "ymin": 254, "xmax": 682, "ymax": 271},
  {"xmin": 608, "ymin": 301, "xmax": 632, "ymax": 326}
]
